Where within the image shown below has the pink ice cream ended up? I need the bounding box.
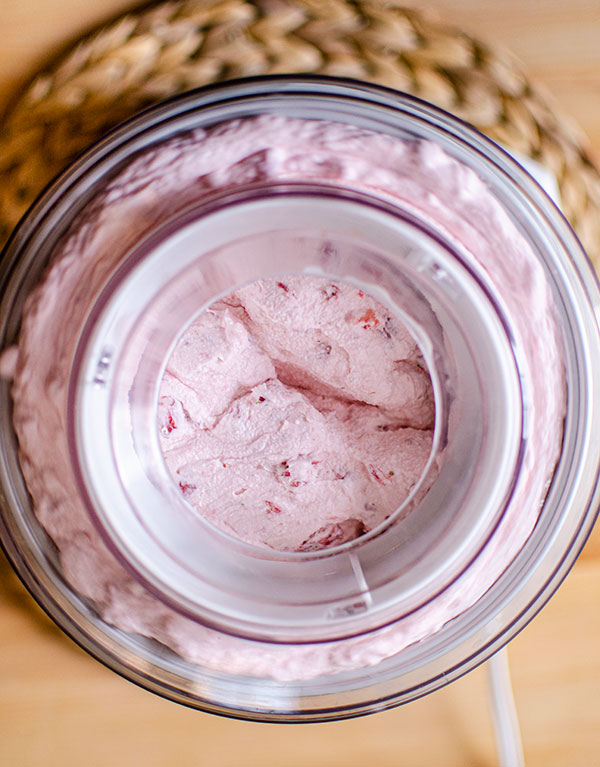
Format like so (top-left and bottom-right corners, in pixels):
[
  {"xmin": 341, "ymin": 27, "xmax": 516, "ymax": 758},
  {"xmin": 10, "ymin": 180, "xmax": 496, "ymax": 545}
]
[
  {"xmin": 3, "ymin": 114, "xmax": 565, "ymax": 681},
  {"xmin": 158, "ymin": 276, "xmax": 434, "ymax": 551}
]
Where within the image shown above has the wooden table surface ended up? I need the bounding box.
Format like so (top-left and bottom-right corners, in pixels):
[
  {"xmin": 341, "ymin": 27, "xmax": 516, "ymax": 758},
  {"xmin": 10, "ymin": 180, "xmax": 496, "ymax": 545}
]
[{"xmin": 1, "ymin": 2, "xmax": 600, "ymax": 765}]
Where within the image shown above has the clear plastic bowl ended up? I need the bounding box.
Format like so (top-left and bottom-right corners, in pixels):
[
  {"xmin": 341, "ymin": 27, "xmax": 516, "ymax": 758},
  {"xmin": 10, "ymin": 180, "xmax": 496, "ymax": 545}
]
[{"xmin": 0, "ymin": 76, "xmax": 599, "ymax": 721}]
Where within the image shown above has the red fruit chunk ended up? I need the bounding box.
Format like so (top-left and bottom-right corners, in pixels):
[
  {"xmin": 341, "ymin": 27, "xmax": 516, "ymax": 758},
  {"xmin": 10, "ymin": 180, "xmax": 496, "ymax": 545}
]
[
  {"xmin": 357, "ymin": 308, "xmax": 379, "ymax": 329},
  {"xmin": 179, "ymin": 481, "xmax": 196, "ymax": 497},
  {"xmin": 296, "ymin": 519, "xmax": 367, "ymax": 552},
  {"xmin": 368, "ymin": 464, "xmax": 391, "ymax": 486},
  {"xmin": 323, "ymin": 284, "xmax": 340, "ymax": 300}
]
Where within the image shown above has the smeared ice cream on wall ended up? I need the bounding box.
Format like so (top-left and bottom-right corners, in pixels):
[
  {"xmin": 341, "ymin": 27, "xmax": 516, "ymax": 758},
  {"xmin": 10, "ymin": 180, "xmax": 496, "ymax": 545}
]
[{"xmin": 3, "ymin": 114, "xmax": 565, "ymax": 680}]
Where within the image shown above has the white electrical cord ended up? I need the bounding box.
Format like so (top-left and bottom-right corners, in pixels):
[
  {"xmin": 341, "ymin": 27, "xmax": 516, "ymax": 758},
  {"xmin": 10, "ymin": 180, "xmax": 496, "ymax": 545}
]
[{"xmin": 487, "ymin": 648, "xmax": 525, "ymax": 767}]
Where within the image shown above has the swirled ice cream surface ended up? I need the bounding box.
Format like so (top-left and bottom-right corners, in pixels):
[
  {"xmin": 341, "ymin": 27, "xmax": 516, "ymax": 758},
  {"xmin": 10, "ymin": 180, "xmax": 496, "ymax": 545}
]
[
  {"xmin": 159, "ymin": 275, "xmax": 434, "ymax": 552},
  {"xmin": 4, "ymin": 115, "xmax": 565, "ymax": 680}
]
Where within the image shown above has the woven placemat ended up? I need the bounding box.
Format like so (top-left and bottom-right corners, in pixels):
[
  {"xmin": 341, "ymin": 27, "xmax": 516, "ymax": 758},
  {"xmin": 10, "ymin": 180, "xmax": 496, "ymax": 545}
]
[{"xmin": 1, "ymin": 0, "xmax": 600, "ymax": 265}]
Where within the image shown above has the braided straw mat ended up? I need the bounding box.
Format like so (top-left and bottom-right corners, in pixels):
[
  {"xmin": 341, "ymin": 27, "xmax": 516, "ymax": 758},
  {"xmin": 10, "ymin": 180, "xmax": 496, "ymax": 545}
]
[{"xmin": 1, "ymin": 0, "xmax": 600, "ymax": 266}]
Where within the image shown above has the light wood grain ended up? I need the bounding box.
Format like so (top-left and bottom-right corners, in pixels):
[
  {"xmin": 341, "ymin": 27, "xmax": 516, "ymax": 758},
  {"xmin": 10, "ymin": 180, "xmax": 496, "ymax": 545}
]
[{"xmin": 1, "ymin": 2, "xmax": 600, "ymax": 765}]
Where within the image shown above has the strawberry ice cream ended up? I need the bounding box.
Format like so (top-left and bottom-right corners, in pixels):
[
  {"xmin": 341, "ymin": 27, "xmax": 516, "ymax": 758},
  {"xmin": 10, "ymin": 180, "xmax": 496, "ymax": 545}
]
[
  {"xmin": 1, "ymin": 113, "xmax": 565, "ymax": 681},
  {"xmin": 159, "ymin": 276, "xmax": 434, "ymax": 552}
]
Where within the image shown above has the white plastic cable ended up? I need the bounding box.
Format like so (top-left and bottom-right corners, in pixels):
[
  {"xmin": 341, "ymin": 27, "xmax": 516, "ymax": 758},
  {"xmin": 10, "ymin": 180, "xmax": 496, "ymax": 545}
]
[{"xmin": 487, "ymin": 648, "xmax": 525, "ymax": 767}]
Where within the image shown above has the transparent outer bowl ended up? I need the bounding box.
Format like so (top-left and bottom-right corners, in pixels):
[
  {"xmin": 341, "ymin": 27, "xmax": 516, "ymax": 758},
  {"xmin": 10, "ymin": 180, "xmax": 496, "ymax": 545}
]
[{"xmin": 1, "ymin": 76, "xmax": 600, "ymax": 721}]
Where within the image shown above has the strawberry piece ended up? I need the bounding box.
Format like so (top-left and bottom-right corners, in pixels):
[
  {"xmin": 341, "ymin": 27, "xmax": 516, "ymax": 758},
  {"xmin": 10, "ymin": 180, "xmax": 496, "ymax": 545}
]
[
  {"xmin": 178, "ymin": 481, "xmax": 196, "ymax": 497},
  {"xmin": 368, "ymin": 464, "xmax": 391, "ymax": 486},
  {"xmin": 357, "ymin": 308, "xmax": 379, "ymax": 329},
  {"xmin": 296, "ymin": 519, "xmax": 367, "ymax": 552}
]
